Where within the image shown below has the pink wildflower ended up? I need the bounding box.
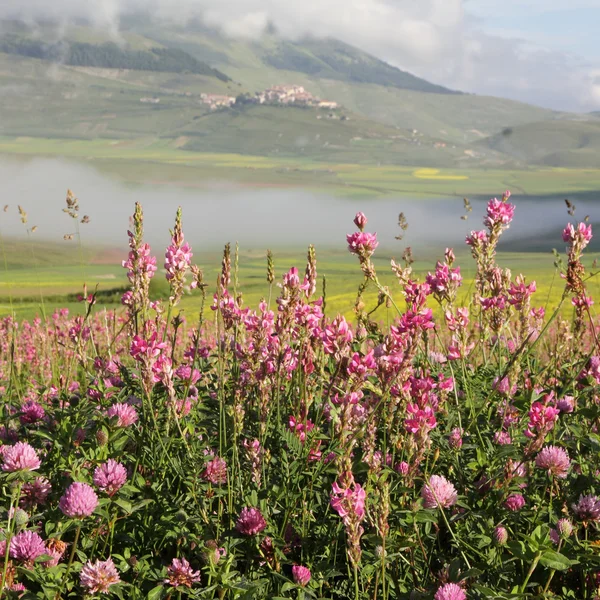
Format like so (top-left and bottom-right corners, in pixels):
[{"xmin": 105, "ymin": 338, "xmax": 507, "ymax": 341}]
[
  {"xmin": 2, "ymin": 442, "xmax": 41, "ymax": 472},
  {"xmin": 434, "ymin": 582, "xmax": 467, "ymax": 600},
  {"xmin": 504, "ymin": 493, "xmax": 525, "ymax": 512},
  {"xmin": 202, "ymin": 456, "xmax": 228, "ymax": 485},
  {"xmin": 572, "ymin": 495, "xmax": 600, "ymax": 522},
  {"xmin": 21, "ymin": 477, "xmax": 51, "ymax": 508},
  {"xmin": 353, "ymin": 212, "xmax": 367, "ymax": 231},
  {"xmin": 59, "ymin": 482, "xmax": 98, "ymax": 518},
  {"xmin": 421, "ymin": 475, "xmax": 458, "ymax": 509},
  {"xmin": 236, "ymin": 507, "xmax": 267, "ymax": 535},
  {"xmin": 19, "ymin": 400, "xmax": 45, "ymax": 424},
  {"xmin": 346, "ymin": 231, "xmax": 378, "ymax": 258},
  {"xmin": 535, "ymin": 446, "xmax": 570, "ymax": 478},
  {"xmin": 292, "ymin": 565, "xmax": 311, "ymax": 587},
  {"xmin": 485, "ymin": 196, "xmax": 515, "ymax": 229},
  {"xmin": 494, "ymin": 526, "xmax": 508, "ymax": 546},
  {"xmin": 106, "ymin": 402, "xmax": 139, "ymax": 427},
  {"xmin": 93, "ymin": 460, "xmax": 128, "ymax": 496},
  {"xmin": 10, "ymin": 530, "xmax": 46, "ymax": 565},
  {"xmin": 165, "ymin": 557, "xmax": 201, "ymax": 588},
  {"xmin": 80, "ymin": 558, "xmax": 120, "ymax": 594}
]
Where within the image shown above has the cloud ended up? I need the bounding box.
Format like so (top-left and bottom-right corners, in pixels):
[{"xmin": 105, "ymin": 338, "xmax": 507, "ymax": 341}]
[{"xmin": 1, "ymin": 0, "xmax": 599, "ymax": 112}]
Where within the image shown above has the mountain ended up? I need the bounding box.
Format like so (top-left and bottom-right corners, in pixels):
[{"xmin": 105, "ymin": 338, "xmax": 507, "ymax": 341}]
[
  {"xmin": 479, "ymin": 120, "xmax": 600, "ymax": 168},
  {"xmin": 0, "ymin": 32, "xmax": 230, "ymax": 80},
  {"xmin": 0, "ymin": 18, "xmax": 597, "ymax": 170}
]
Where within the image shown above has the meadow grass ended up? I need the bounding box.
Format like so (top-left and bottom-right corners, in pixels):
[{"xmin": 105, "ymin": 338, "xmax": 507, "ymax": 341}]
[{"xmin": 2, "ymin": 136, "xmax": 600, "ymax": 198}]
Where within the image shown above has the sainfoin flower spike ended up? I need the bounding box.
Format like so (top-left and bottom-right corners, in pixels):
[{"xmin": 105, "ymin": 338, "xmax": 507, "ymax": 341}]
[{"xmin": 80, "ymin": 558, "xmax": 120, "ymax": 593}]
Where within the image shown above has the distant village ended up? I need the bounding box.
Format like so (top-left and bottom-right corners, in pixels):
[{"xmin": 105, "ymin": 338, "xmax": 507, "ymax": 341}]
[{"xmin": 199, "ymin": 85, "xmax": 339, "ymax": 111}]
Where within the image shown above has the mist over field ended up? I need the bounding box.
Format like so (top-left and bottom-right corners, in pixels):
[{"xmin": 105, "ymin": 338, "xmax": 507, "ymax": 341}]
[{"xmin": 0, "ymin": 157, "xmax": 596, "ymax": 255}]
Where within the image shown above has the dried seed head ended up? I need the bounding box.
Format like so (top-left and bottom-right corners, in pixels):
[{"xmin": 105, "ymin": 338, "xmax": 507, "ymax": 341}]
[{"xmin": 18, "ymin": 205, "xmax": 27, "ymax": 224}]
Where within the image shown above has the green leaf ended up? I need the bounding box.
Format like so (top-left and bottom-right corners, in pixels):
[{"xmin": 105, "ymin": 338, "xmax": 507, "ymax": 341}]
[
  {"xmin": 539, "ymin": 550, "xmax": 573, "ymax": 571},
  {"xmin": 147, "ymin": 584, "xmax": 165, "ymax": 600}
]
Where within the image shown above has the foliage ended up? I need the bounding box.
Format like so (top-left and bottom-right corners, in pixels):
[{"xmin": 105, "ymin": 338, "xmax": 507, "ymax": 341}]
[{"xmin": 1, "ymin": 191, "xmax": 600, "ymax": 599}]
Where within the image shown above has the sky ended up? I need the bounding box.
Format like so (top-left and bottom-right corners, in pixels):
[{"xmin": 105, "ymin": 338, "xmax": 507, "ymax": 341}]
[{"xmin": 1, "ymin": 0, "xmax": 599, "ymax": 112}]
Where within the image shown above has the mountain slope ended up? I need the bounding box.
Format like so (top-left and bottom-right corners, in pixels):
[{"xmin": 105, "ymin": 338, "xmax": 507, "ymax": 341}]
[
  {"xmin": 479, "ymin": 120, "xmax": 600, "ymax": 168},
  {"xmin": 0, "ymin": 32, "xmax": 230, "ymax": 80}
]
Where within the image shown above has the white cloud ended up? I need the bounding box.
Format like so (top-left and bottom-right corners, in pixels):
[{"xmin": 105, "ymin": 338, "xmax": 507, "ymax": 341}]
[{"xmin": 1, "ymin": 0, "xmax": 599, "ymax": 111}]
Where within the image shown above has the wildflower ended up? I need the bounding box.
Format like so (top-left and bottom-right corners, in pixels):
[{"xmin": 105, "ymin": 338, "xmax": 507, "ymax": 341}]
[
  {"xmin": 485, "ymin": 196, "xmax": 515, "ymax": 229},
  {"xmin": 557, "ymin": 518, "xmax": 573, "ymax": 539},
  {"xmin": 292, "ymin": 565, "xmax": 311, "ymax": 587},
  {"xmin": 44, "ymin": 538, "xmax": 67, "ymax": 567},
  {"xmin": 549, "ymin": 529, "xmax": 560, "ymax": 545},
  {"xmin": 494, "ymin": 431, "xmax": 512, "ymax": 446},
  {"xmin": 165, "ymin": 557, "xmax": 201, "ymax": 588},
  {"xmin": 353, "ymin": 212, "xmax": 367, "ymax": 231},
  {"xmin": 563, "ymin": 222, "xmax": 593, "ymax": 248},
  {"xmin": 21, "ymin": 477, "xmax": 51, "ymax": 508},
  {"xmin": 535, "ymin": 446, "xmax": 570, "ymax": 478},
  {"xmin": 59, "ymin": 482, "xmax": 99, "ymax": 518},
  {"xmin": 346, "ymin": 231, "xmax": 379, "ymax": 258},
  {"xmin": 493, "ymin": 526, "xmax": 508, "ymax": 546},
  {"xmin": 557, "ymin": 396, "xmax": 575, "ymax": 414},
  {"xmin": 2, "ymin": 442, "xmax": 41, "ymax": 472},
  {"xmin": 421, "ymin": 475, "xmax": 458, "ymax": 509},
  {"xmin": 93, "ymin": 460, "xmax": 128, "ymax": 496},
  {"xmin": 106, "ymin": 402, "xmax": 139, "ymax": 427},
  {"xmin": 448, "ymin": 428, "xmax": 463, "ymax": 450},
  {"xmin": 19, "ymin": 401, "xmax": 45, "ymax": 424},
  {"xmin": 504, "ymin": 493, "xmax": 525, "ymax": 512},
  {"xmin": 572, "ymin": 495, "xmax": 600, "ymax": 522},
  {"xmin": 10, "ymin": 530, "xmax": 46, "ymax": 565},
  {"xmin": 331, "ymin": 477, "xmax": 366, "ymax": 567},
  {"xmin": 434, "ymin": 582, "xmax": 467, "ymax": 600},
  {"xmin": 524, "ymin": 402, "xmax": 560, "ymax": 439},
  {"xmin": 236, "ymin": 507, "xmax": 267, "ymax": 535},
  {"xmin": 80, "ymin": 558, "xmax": 120, "ymax": 594},
  {"xmin": 202, "ymin": 456, "xmax": 227, "ymax": 485}
]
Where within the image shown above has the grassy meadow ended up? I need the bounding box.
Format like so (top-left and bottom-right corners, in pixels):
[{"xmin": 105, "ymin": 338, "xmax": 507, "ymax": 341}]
[
  {"xmin": 1, "ymin": 236, "xmax": 597, "ymax": 325},
  {"xmin": 3, "ymin": 136, "xmax": 600, "ymax": 199}
]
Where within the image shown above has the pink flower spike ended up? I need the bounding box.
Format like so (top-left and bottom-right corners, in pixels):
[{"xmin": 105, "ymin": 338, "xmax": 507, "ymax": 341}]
[
  {"xmin": 353, "ymin": 212, "xmax": 367, "ymax": 231},
  {"xmin": 2, "ymin": 442, "xmax": 41, "ymax": 472}
]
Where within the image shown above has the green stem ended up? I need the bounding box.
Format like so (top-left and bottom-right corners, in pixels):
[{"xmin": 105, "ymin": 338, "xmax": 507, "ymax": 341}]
[
  {"xmin": 520, "ymin": 551, "xmax": 542, "ymax": 594},
  {"xmin": 56, "ymin": 524, "xmax": 81, "ymax": 600}
]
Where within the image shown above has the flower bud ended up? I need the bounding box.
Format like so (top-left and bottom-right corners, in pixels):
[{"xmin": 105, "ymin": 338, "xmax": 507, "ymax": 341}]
[{"xmin": 494, "ymin": 526, "xmax": 508, "ymax": 546}]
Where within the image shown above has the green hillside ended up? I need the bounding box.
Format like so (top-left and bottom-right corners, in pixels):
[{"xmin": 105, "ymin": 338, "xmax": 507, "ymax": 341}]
[
  {"xmin": 260, "ymin": 37, "xmax": 457, "ymax": 94},
  {"xmin": 479, "ymin": 120, "xmax": 600, "ymax": 168},
  {"xmin": 0, "ymin": 34, "xmax": 230, "ymax": 80},
  {"xmin": 0, "ymin": 18, "xmax": 599, "ymax": 171}
]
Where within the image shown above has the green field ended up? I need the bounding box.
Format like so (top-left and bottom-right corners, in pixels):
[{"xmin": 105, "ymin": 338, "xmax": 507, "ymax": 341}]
[
  {"xmin": 1, "ymin": 237, "xmax": 598, "ymax": 324},
  {"xmin": 2, "ymin": 136, "xmax": 600, "ymax": 199}
]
